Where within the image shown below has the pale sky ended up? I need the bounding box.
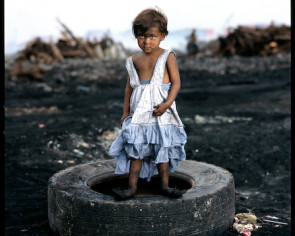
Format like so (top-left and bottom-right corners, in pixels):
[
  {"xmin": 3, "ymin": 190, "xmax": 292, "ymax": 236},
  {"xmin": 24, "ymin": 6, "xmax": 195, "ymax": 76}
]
[{"xmin": 5, "ymin": 0, "xmax": 291, "ymax": 54}]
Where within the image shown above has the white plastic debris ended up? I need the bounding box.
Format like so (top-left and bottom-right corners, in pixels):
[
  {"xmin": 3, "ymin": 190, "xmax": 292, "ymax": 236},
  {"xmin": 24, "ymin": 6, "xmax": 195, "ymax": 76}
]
[
  {"xmin": 233, "ymin": 213, "xmax": 262, "ymax": 235},
  {"xmin": 194, "ymin": 115, "xmax": 253, "ymax": 124},
  {"xmin": 264, "ymin": 215, "xmax": 279, "ymax": 220},
  {"xmin": 77, "ymin": 140, "xmax": 90, "ymax": 148},
  {"xmin": 73, "ymin": 149, "xmax": 84, "ymax": 156},
  {"xmin": 262, "ymin": 219, "xmax": 287, "ymax": 225}
]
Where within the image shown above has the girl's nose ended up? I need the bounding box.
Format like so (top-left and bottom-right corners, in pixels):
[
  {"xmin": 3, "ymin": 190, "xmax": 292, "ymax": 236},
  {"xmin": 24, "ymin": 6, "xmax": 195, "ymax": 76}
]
[{"xmin": 144, "ymin": 37, "xmax": 150, "ymax": 44}]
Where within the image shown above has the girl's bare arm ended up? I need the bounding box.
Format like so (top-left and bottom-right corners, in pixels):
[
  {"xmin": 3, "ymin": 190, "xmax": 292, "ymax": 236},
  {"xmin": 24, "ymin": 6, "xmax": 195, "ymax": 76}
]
[
  {"xmin": 121, "ymin": 76, "xmax": 133, "ymax": 126},
  {"xmin": 153, "ymin": 53, "xmax": 180, "ymax": 116}
]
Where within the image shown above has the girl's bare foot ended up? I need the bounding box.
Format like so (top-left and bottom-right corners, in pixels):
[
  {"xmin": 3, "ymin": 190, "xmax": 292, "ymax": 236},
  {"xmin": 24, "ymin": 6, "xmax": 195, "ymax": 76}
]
[
  {"xmin": 112, "ymin": 187, "xmax": 136, "ymax": 201},
  {"xmin": 162, "ymin": 187, "xmax": 186, "ymax": 198}
]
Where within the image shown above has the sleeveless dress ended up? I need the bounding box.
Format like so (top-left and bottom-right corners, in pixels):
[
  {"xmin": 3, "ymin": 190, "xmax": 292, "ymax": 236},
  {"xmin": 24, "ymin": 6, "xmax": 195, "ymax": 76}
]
[{"xmin": 108, "ymin": 49, "xmax": 187, "ymax": 181}]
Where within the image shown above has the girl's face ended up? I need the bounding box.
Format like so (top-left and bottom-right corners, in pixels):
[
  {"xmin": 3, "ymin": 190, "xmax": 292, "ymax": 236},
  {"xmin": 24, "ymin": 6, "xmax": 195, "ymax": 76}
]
[{"xmin": 137, "ymin": 26, "xmax": 165, "ymax": 54}]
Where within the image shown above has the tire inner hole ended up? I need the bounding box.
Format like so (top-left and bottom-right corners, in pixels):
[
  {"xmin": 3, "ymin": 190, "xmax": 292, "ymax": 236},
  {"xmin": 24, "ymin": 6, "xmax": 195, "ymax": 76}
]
[{"xmin": 89, "ymin": 173, "xmax": 194, "ymax": 197}]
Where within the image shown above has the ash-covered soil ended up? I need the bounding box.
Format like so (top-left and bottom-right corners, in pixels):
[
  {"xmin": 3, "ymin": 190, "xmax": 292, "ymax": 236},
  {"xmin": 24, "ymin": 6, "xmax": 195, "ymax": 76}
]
[{"xmin": 5, "ymin": 53, "xmax": 291, "ymax": 235}]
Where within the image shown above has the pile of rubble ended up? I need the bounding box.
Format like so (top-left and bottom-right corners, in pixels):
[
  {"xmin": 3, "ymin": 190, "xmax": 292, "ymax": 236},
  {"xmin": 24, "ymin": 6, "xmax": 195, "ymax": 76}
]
[
  {"xmin": 9, "ymin": 19, "xmax": 128, "ymax": 80},
  {"xmin": 215, "ymin": 24, "xmax": 291, "ymax": 57}
]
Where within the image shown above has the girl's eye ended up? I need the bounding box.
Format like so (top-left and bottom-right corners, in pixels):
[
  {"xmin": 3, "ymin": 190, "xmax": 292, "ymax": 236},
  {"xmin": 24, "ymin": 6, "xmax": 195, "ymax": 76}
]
[
  {"xmin": 150, "ymin": 35, "xmax": 155, "ymax": 39},
  {"xmin": 138, "ymin": 35, "xmax": 144, "ymax": 38}
]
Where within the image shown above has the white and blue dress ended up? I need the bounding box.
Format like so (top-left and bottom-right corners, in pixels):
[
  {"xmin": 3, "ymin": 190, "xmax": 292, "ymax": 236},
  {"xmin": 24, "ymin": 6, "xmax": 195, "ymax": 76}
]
[{"xmin": 109, "ymin": 49, "xmax": 187, "ymax": 181}]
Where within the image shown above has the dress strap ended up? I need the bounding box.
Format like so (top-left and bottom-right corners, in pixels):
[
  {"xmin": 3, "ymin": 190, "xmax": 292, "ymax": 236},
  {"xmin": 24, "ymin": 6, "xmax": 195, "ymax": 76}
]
[
  {"xmin": 150, "ymin": 50, "xmax": 175, "ymax": 85},
  {"xmin": 125, "ymin": 57, "xmax": 140, "ymax": 88}
]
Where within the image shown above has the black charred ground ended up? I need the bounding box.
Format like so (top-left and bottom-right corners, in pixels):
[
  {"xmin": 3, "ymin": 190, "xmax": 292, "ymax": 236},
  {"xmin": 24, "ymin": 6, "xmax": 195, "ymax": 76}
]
[{"xmin": 5, "ymin": 53, "xmax": 291, "ymax": 235}]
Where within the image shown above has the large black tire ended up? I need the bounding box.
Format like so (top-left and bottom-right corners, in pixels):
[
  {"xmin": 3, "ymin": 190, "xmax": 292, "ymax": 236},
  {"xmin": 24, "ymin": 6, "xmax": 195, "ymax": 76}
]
[{"xmin": 48, "ymin": 160, "xmax": 235, "ymax": 236}]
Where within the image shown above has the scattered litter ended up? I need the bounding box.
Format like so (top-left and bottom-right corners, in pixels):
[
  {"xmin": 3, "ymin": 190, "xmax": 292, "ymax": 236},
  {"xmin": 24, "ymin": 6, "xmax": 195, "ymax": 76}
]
[
  {"xmin": 5, "ymin": 106, "xmax": 60, "ymax": 117},
  {"xmin": 33, "ymin": 83, "xmax": 53, "ymax": 92},
  {"xmin": 264, "ymin": 215, "xmax": 279, "ymax": 220},
  {"xmin": 77, "ymin": 140, "xmax": 90, "ymax": 148},
  {"xmin": 66, "ymin": 160, "xmax": 75, "ymax": 164},
  {"xmin": 182, "ymin": 117, "xmax": 194, "ymax": 125},
  {"xmin": 194, "ymin": 115, "xmax": 208, "ymax": 124},
  {"xmin": 233, "ymin": 213, "xmax": 262, "ymax": 235},
  {"xmin": 194, "ymin": 115, "xmax": 252, "ymax": 124},
  {"xmin": 264, "ymin": 145, "xmax": 281, "ymax": 154},
  {"xmin": 236, "ymin": 213, "xmax": 258, "ymax": 225},
  {"xmin": 38, "ymin": 124, "xmax": 46, "ymax": 128},
  {"xmin": 262, "ymin": 219, "xmax": 287, "ymax": 225},
  {"xmin": 73, "ymin": 149, "xmax": 84, "ymax": 156},
  {"xmin": 98, "ymin": 127, "xmax": 121, "ymax": 152},
  {"xmin": 57, "ymin": 160, "xmax": 63, "ymax": 164},
  {"xmin": 77, "ymin": 85, "xmax": 91, "ymax": 92},
  {"xmin": 47, "ymin": 140, "xmax": 60, "ymax": 150},
  {"xmin": 100, "ymin": 127, "xmax": 121, "ymax": 140},
  {"xmin": 242, "ymin": 230, "xmax": 251, "ymax": 236},
  {"xmin": 240, "ymin": 195, "xmax": 249, "ymax": 201},
  {"xmin": 70, "ymin": 133, "xmax": 90, "ymax": 148},
  {"xmin": 47, "ymin": 140, "xmax": 53, "ymax": 147}
]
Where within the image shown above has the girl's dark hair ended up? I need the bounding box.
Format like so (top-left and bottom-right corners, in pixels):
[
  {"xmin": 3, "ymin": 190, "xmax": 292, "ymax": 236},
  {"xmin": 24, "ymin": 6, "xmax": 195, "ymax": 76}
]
[{"xmin": 132, "ymin": 7, "xmax": 169, "ymax": 37}]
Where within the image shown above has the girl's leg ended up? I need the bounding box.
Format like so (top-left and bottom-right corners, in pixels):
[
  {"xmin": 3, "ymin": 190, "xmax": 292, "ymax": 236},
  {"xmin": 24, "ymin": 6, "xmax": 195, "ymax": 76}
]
[
  {"xmin": 112, "ymin": 158, "xmax": 142, "ymax": 200},
  {"xmin": 127, "ymin": 158, "xmax": 142, "ymax": 195},
  {"xmin": 157, "ymin": 162, "xmax": 187, "ymax": 198},
  {"xmin": 157, "ymin": 162, "xmax": 170, "ymax": 190}
]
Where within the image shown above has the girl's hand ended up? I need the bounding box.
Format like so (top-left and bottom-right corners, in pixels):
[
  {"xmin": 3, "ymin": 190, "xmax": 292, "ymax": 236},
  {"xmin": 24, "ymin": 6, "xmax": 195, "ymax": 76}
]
[
  {"xmin": 120, "ymin": 113, "xmax": 129, "ymax": 127},
  {"xmin": 153, "ymin": 103, "xmax": 170, "ymax": 116}
]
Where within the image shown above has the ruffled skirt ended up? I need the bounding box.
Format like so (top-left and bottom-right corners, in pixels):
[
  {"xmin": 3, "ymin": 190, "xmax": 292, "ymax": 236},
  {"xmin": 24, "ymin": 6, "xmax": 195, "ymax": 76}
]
[{"xmin": 108, "ymin": 116, "xmax": 187, "ymax": 181}]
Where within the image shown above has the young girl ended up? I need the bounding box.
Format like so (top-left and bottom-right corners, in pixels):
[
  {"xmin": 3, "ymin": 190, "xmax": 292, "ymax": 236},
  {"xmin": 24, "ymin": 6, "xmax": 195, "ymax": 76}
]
[{"xmin": 109, "ymin": 8, "xmax": 187, "ymax": 200}]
